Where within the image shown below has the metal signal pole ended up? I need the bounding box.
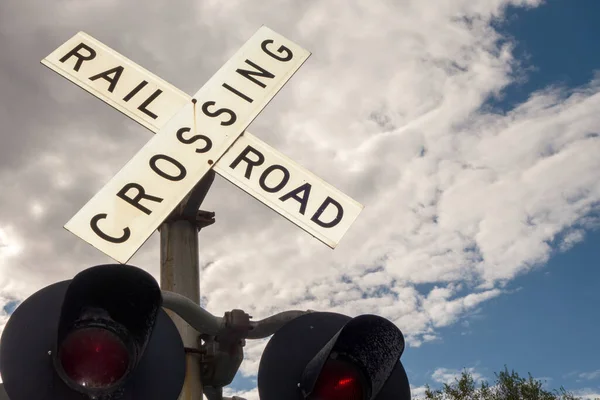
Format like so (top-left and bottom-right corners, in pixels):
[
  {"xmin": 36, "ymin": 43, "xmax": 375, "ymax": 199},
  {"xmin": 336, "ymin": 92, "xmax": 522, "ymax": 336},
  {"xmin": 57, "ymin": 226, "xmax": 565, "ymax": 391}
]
[{"xmin": 160, "ymin": 170, "xmax": 216, "ymax": 400}]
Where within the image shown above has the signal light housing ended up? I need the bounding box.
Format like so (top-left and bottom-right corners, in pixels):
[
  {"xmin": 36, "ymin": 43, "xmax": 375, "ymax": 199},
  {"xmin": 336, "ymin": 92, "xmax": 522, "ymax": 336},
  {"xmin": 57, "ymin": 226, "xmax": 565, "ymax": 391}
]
[
  {"xmin": 0, "ymin": 264, "xmax": 185, "ymax": 400},
  {"xmin": 257, "ymin": 312, "xmax": 411, "ymax": 400}
]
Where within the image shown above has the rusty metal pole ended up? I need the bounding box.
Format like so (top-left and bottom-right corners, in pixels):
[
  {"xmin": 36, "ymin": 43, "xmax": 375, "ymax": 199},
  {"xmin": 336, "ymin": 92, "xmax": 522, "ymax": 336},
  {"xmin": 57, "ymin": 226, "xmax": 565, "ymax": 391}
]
[{"xmin": 160, "ymin": 170, "xmax": 215, "ymax": 400}]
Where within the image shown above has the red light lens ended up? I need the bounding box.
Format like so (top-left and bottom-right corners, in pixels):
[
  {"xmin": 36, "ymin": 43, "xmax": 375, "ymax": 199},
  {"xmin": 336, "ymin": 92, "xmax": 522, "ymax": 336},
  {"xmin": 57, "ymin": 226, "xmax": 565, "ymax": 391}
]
[
  {"xmin": 310, "ymin": 358, "xmax": 365, "ymax": 400},
  {"xmin": 59, "ymin": 327, "xmax": 130, "ymax": 389}
]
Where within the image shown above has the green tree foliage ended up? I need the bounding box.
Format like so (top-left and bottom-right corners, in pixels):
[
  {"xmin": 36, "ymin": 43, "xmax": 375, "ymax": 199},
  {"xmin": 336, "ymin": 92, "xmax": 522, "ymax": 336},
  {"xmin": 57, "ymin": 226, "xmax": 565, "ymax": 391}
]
[{"xmin": 418, "ymin": 366, "xmax": 598, "ymax": 400}]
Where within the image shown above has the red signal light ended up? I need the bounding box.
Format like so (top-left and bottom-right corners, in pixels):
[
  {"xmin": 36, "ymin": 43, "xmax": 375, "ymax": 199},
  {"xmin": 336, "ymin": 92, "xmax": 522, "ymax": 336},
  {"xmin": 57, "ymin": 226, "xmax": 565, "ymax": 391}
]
[
  {"xmin": 310, "ymin": 358, "xmax": 366, "ymax": 400},
  {"xmin": 58, "ymin": 327, "xmax": 130, "ymax": 389}
]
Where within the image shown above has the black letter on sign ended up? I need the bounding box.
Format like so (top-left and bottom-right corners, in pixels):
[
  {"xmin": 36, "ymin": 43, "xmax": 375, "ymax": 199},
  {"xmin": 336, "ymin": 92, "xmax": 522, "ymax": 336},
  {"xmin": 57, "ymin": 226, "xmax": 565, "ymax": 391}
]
[
  {"xmin": 261, "ymin": 39, "xmax": 293, "ymax": 62},
  {"xmin": 229, "ymin": 145, "xmax": 264, "ymax": 179},
  {"xmin": 176, "ymin": 127, "xmax": 212, "ymax": 153},
  {"xmin": 123, "ymin": 80, "xmax": 148, "ymax": 102},
  {"xmin": 89, "ymin": 66, "xmax": 124, "ymax": 93},
  {"xmin": 59, "ymin": 42, "xmax": 97, "ymax": 72},
  {"xmin": 259, "ymin": 165, "xmax": 290, "ymax": 193},
  {"xmin": 90, "ymin": 213, "xmax": 130, "ymax": 243},
  {"xmin": 236, "ymin": 59, "xmax": 275, "ymax": 88},
  {"xmin": 201, "ymin": 101, "xmax": 237, "ymax": 126},
  {"xmin": 116, "ymin": 183, "xmax": 163, "ymax": 215},
  {"xmin": 279, "ymin": 183, "xmax": 312, "ymax": 215},
  {"xmin": 149, "ymin": 154, "xmax": 187, "ymax": 181},
  {"xmin": 311, "ymin": 197, "xmax": 344, "ymax": 228},
  {"xmin": 222, "ymin": 83, "xmax": 253, "ymax": 103},
  {"xmin": 138, "ymin": 89, "xmax": 163, "ymax": 119}
]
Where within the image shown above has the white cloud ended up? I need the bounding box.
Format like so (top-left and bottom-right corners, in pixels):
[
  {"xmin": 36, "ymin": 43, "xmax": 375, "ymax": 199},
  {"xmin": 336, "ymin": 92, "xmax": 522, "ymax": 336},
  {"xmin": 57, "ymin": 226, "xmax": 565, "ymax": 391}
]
[
  {"xmin": 559, "ymin": 229, "xmax": 586, "ymax": 252},
  {"xmin": 1, "ymin": 0, "xmax": 599, "ymax": 394},
  {"xmin": 571, "ymin": 388, "xmax": 600, "ymax": 400},
  {"xmin": 224, "ymin": 386, "xmax": 259, "ymax": 400},
  {"xmin": 579, "ymin": 370, "xmax": 600, "ymax": 381},
  {"xmin": 536, "ymin": 376, "xmax": 553, "ymax": 389},
  {"xmin": 432, "ymin": 367, "xmax": 486, "ymax": 385},
  {"xmin": 411, "ymin": 385, "xmax": 429, "ymax": 398}
]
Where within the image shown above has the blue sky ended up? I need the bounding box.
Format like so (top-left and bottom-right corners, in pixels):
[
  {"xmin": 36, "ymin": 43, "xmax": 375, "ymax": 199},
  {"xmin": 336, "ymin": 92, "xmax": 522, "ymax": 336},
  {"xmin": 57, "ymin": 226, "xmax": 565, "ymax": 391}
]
[
  {"xmin": 393, "ymin": 0, "xmax": 600, "ymax": 394},
  {"xmin": 492, "ymin": 0, "xmax": 600, "ymax": 110},
  {"xmin": 403, "ymin": 0, "xmax": 600, "ymax": 394},
  {"xmin": 405, "ymin": 0, "xmax": 600, "ymax": 390},
  {"xmin": 404, "ymin": 228, "xmax": 600, "ymax": 392}
]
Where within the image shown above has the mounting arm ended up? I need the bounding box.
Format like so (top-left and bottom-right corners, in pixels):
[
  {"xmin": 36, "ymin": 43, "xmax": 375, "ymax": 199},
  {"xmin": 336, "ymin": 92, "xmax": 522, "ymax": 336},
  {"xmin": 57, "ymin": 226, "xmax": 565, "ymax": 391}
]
[{"xmin": 161, "ymin": 290, "xmax": 313, "ymax": 339}]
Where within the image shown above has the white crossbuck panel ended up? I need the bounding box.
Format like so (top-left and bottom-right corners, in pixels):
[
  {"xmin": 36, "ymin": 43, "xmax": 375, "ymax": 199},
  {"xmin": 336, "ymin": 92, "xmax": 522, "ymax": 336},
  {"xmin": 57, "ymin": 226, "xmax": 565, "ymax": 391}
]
[
  {"xmin": 58, "ymin": 27, "xmax": 310, "ymax": 263},
  {"xmin": 214, "ymin": 132, "xmax": 363, "ymax": 248},
  {"xmin": 42, "ymin": 29, "xmax": 363, "ymax": 262}
]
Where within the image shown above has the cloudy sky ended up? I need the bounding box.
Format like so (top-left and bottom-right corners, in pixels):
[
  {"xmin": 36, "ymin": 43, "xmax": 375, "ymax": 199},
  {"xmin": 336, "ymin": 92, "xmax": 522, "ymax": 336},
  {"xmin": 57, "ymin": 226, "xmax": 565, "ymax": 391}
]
[{"xmin": 1, "ymin": 0, "xmax": 599, "ymax": 399}]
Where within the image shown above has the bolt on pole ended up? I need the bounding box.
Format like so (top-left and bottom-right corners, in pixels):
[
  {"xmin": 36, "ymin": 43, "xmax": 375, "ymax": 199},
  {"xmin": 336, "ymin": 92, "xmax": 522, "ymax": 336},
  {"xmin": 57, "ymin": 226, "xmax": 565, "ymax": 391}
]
[{"xmin": 160, "ymin": 170, "xmax": 215, "ymax": 400}]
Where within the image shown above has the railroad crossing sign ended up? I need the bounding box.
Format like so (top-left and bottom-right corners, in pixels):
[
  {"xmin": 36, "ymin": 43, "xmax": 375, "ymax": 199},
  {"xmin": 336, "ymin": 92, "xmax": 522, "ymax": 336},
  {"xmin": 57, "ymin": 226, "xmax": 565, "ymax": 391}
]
[{"xmin": 42, "ymin": 27, "xmax": 364, "ymax": 263}]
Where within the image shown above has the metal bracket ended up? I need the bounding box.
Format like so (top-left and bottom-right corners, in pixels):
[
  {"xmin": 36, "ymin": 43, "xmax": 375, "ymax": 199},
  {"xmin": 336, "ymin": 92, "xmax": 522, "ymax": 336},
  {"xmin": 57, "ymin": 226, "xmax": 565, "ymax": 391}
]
[
  {"xmin": 160, "ymin": 292, "xmax": 315, "ymax": 398},
  {"xmin": 197, "ymin": 309, "xmax": 251, "ymax": 390},
  {"xmin": 219, "ymin": 309, "xmax": 251, "ymax": 348},
  {"xmin": 196, "ymin": 209, "xmax": 216, "ymax": 230},
  {"xmin": 161, "ymin": 170, "xmax": 216, "ymax": 229}
]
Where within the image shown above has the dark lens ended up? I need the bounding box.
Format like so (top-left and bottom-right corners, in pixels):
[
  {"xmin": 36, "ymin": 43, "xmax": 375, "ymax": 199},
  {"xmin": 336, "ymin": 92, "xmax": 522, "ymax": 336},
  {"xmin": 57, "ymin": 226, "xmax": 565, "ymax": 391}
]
[
  {"xmin": 311, "ymin": 358, "xmax": 365, "ymax": 400},
  {"xmin": 59, "ymin": 327, "xmax": 129, "ymax": 389}
]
